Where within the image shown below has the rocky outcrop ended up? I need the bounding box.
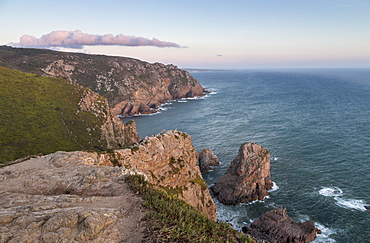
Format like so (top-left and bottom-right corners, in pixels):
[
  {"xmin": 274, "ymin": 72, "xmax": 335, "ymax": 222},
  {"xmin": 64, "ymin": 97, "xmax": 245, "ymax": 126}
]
[
  {"xmin": 242, "ymin": 207, "xmax": 320, "ymax": 243},
  {"xmin": 0, "ymin": 151, "xmax": 147, "ymax": 242},
  {"xmin": 0, "ymin": 130, "xmax": 216, "ymax": 223},
  {"xmin": 211, "ymin": 143, "xmax": 273, "ymax": 205},
  {"xmin": 198, "ymin": 148, "xmax": 219, "ymax": 173},
  {"xmin": 78, "ymin": 88, "xmax": 140, "ymax": 148},
  {"xmin": 0, "ymin": 46, "xmax": 205, "ymax": 116},
  {"xmin": 112, "ymin": 130, "xmax": 217, "ymax": 221}
]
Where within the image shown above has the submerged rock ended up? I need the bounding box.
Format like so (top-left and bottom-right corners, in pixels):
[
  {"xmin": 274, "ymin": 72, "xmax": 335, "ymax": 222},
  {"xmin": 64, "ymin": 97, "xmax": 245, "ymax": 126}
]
[
  {"xmin": 211, "ymin": 142, "xmax": 273, "ymax": 205},
  {"xmin": 198, "ymin": 148, "xmax": 219, "ymax": 173},
  {"xmin": 242, "ymin": 207, "xmax": 320, "ymax": 243}
]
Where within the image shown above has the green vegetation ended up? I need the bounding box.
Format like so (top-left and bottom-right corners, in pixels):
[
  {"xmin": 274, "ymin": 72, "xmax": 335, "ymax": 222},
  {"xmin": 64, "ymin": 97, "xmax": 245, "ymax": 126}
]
[
  {"xmin": 125, "ymin": 175, "xmax": 255, "ymax": 243},
  {"xmin": 191, "ymin": 175, "xmax": 209, "ymax": 191},
  {"xmin": 130, "ymin": 145, "xmax": 139, "ymax": 153},
  {"xmin": 0, "ymin": 67, "xmax": 109, "ymax": 163}
]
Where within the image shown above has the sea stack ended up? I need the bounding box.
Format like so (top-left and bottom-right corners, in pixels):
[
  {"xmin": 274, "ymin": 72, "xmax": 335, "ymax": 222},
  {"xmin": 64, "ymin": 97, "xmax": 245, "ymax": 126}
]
[
  {"xmin": 211, "ymin": 142, "xmax": 273, "ymax": 205},
  {"xmin": 198, "ymin": 148, "xmax": 220, "ymax": 173}
]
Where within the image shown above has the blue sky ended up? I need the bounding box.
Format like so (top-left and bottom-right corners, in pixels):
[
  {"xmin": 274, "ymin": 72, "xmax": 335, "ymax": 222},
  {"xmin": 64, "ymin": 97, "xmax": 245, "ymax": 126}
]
[{"xmin": 1, "ymin": 0, "xmax": 369, "ymax": 68}]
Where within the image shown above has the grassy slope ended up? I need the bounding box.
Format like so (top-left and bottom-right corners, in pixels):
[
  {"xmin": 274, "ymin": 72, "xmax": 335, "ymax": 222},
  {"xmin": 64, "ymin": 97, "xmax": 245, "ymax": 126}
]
[
  {"xmin": 0, "ymin": 67, "xmax": 108, "ymax": 163},
  {"xmin": 125, "ymin": 175, "xmax": 255, "ymax": 243}
]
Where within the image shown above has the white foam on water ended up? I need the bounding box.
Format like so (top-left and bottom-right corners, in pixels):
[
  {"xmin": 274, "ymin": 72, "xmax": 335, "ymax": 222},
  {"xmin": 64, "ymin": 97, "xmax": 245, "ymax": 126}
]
[
  {"xmin": 318, "ymin": 187, "xmax": 343, "ymax": 197},
  {"xmin": 268, "ymin": 181, "xmax": 279, "ymax": 192},
  {"xmin": 157, "ymin": 106, "xmax": 171, "ymax": 111},
  {"xmin": 313, "ymin": 222, "xmax": 337, "ymax": 243},
  {"xmin": 178, "ymin": 100, "xmax": 187, "ymax": 103},
  {"xmin": 319, "ymin": 187, "xmax": 367, "ymax": 211},
  {"xmin": 334, "ymin": 197, "xmax": 367, "ymax": 211}
]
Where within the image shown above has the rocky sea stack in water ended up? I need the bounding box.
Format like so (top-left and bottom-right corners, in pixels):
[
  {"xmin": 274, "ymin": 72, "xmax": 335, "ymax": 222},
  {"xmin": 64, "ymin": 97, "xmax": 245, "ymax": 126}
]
[
  {"xmin": 198, "ymin": 148, "xmax": 220, "ymax": 173},
  {"xmin": 211, "ymin": 142, "xmax": 273, "ymax": 205},
  {"xmin": 243, "ymin": 207, "xmax": 321, "ymax": 243}
]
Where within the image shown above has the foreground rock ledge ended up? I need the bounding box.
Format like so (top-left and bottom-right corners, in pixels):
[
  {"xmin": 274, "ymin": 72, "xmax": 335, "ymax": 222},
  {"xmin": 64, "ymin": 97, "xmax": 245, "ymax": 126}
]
[
  {"xmin": 211, "ymin": 142, "xmax": 273, "ymax": 205},
  {"xmin": 0, "ymin": 152, "xmax": 147, "ymax": 242},
  {"xmin": 243, "ymin": 207, "xmax": 320, "ymax": 243}
]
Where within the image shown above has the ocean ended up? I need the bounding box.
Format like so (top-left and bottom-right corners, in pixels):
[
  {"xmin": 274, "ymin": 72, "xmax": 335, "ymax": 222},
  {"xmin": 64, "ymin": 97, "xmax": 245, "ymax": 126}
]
[{"xmin": 121, "ymin": 69, "xmax": 370, "ymax": 242}]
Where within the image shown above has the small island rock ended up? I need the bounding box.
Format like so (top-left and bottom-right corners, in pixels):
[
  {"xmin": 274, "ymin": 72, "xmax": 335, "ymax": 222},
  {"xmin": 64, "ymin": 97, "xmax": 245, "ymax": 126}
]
[
  {"xmin": 211, "ymin": 142, "xmax": 273, "ymax": 204},
  {"xmin": 242, "ymin": 207, "xmax": 320, "ymax": 243},
  {"xmin": 198, "ymin": 148, "xmax": 220, "ymax": 173}
]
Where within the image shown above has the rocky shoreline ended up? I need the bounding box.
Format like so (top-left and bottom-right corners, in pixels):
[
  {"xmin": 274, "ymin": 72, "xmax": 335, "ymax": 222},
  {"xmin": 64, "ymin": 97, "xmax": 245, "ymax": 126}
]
[{"xmin": 0, "ymin": 47, "xmax": 320, "ymax": 242}]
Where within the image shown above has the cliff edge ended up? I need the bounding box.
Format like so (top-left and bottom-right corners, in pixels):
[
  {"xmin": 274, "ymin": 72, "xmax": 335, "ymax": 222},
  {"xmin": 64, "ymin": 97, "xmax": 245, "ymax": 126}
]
[
  {"xmin": 0, "ymin": 46, "xmax": 205, "ymax": 116},
  {"xmin": 0, "ymin": 66, "xmax": 139, "ymax": 163}
]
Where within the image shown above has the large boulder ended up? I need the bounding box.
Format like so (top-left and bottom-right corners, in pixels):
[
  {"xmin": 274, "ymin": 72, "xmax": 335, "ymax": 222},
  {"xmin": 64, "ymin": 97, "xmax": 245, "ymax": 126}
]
[
  {"xmin": 242, "ymin": 207, "xmax": 320, "ymax": 243},
  {"xmin": 198, "ymin": 148, "xmax": 220, "ymax": 173},
  {"xmin": 211, "ymin": 142, "xmax": 273, "ymax": 204}
]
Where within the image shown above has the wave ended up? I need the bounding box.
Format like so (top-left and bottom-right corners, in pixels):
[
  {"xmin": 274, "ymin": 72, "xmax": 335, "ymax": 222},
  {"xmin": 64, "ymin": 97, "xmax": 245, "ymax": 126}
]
[
  {"xmin": 313, "ymin": 222, "xmax": 337, "ymax": 243},
  {"xmin": 157, "ymin": 106, "xmax": 171, "ymax": 111},
  {"xmin": 268, "ymin": 181, "xmax": 279, "ymax": 192},
  {"xmin": 319, "ymin": 187, "xmax": 343, "ymax": 197},
  {"xmin": 335, "ymin": 198, "xmax": 367, "ymax": 212},
  {"xmin": 319, "ymin": 186, "xmax": 367, "ymax": 211}
]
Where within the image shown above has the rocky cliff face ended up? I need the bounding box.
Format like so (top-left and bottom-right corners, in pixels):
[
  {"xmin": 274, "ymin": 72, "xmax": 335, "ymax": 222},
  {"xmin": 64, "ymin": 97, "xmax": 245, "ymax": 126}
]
[
  {"xmin": 112, "ymin": 130, "xmax": 217, "ymax": 221},
  {"xmin": 78, "ymin": 88, "xmax": 140, "ymax": 148},
  {"xmin": 0, "ymin": 66, "xmax": 140, "ymax": 163},
  {"xmin": 0, "ymin": 46, "xmax": 205, "ymax": 116},
  {"xmin": 211, "ymin": 143, "xmax": 273, "ymax": 205},
  {"xmin": 242, "ymin": 207, "xmax": 320, "ymax": 243}
]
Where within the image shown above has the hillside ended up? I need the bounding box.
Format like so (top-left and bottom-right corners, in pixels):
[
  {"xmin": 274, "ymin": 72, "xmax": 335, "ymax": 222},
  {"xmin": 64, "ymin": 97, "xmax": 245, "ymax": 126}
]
[
  {"xmin": 0, "ymin": 67, "xmax": 139, "ymax": 163},
  {"xmin": 0, "ymin": 46, "xmax": 205, "ymax": 116}
]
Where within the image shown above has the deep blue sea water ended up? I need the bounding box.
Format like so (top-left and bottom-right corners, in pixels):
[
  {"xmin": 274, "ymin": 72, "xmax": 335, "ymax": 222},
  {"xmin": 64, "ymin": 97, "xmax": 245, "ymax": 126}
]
[{"xmin": 121, "ymin": 69, "xmax": 370, "ymax": 242}]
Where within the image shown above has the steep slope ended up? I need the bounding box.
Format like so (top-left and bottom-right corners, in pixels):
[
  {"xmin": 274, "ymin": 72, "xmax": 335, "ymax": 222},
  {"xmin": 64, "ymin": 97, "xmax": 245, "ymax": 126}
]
[
  {"xmin": 0, "ymin": 67, "xmax": 139, "ymax": 163},
  {"xmin": 0, "ymin": 46, "xmax": 205, "ymax": 116},
  {"xmin": 0, "ymin": 150, "xmax": 252, "ymax": 242}
]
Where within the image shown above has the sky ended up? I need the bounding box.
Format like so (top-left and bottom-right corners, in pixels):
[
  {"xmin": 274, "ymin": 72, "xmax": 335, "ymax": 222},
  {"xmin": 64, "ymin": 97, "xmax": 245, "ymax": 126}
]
[{"xmin": 1, "ymin": 0, "xmax": 369, "ymax": 69}]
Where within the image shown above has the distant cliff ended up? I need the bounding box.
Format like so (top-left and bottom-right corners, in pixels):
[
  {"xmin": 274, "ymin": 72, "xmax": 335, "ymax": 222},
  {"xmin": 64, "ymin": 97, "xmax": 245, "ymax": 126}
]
[
  {"xmin": 0, "ymin": 66, "xmax": 139, "ymax": 163},
  {"xmin": 0, "ymin": 46, "xmax": 205, "ymax": 116}
]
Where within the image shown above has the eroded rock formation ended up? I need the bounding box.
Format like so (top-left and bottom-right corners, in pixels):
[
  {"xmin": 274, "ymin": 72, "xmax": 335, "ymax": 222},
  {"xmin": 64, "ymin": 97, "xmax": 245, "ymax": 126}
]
[
  {"xmin": 78, "ymin": 88, "xmax": 140, "ymax": 148},
  {"xmin": 211, "ymin": 142, "xmax": 273, "ymax": 205},
  {"xmin": 198, "ymin": 148, "xmax": 220, "ymax": 173},
  {"xmin": 242, "ymin": 207, "xmax": 320, "ymax": 243},
  {"xmin": 112, "ymin": 130, "xmax": 217, "ymax": 220}
]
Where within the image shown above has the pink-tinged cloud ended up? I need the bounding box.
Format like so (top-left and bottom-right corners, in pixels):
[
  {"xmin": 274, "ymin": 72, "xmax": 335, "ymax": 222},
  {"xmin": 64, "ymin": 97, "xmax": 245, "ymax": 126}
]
[{"xmin": 9, "ymin": 30, "xmax": 182, "ymax": 48}]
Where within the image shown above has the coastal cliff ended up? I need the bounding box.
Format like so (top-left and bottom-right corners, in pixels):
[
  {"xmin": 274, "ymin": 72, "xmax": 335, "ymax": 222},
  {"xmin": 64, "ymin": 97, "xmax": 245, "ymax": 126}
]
[
  {"xmin": 0, "ymin": 66, "xmax": 139, "ymax": 163},
  {"xmin": 0, "ymin": 46, "xmax": 205, "ymax": 116},
  {"xmin": 112, "ymin": 130, "xmax": 216, "ymax": 220},
  {"xmin": 0, "ymin": 147, "xmax": 249, "ymax": 242}
]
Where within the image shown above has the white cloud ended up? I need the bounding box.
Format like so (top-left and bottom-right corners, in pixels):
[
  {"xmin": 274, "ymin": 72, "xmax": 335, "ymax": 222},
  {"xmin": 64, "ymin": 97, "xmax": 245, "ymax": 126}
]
[{"xmin": 9, "ymin": 30, "xmax": 181, "ymax": 48}]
